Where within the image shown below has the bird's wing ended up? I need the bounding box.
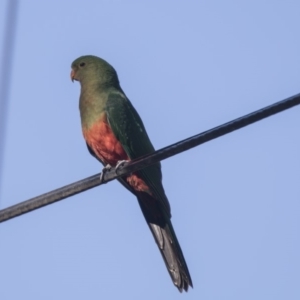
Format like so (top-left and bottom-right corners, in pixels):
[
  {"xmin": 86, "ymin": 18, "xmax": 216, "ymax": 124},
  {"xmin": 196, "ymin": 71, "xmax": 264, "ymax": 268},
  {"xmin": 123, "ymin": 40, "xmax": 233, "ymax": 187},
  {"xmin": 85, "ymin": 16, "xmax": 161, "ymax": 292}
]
[{"xmin": 105, "ymin": 90, "xmax": 171, "ymax": 217}]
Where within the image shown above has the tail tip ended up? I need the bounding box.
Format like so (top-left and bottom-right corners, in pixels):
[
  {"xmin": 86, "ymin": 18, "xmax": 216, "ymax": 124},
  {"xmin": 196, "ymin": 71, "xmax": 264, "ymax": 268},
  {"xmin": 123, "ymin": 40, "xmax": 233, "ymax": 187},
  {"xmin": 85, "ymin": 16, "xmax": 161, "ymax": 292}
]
[{"xmin": 175, "ymin": 278, "xmax": 193, "ymax": 293}]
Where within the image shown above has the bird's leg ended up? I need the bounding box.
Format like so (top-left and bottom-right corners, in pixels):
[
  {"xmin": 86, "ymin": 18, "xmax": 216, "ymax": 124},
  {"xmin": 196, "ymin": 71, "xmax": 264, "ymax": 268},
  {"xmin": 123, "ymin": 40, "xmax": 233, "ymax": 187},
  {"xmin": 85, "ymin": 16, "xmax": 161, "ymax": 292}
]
[
  {"xmin": 115, "ymin": 160, "xmax": 130, "ymax": 174},
  {"xmin": 99, "ymin": 164, "xmax": 112, "ymax": 183}
]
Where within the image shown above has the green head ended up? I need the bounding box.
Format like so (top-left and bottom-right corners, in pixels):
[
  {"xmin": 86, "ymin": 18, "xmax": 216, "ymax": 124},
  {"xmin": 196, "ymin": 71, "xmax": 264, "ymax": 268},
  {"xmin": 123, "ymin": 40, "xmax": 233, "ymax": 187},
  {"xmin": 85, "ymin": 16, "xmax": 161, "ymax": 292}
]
[{"xmin": 70, "ymin": 55, "xmax": 119, "ymax": 87}]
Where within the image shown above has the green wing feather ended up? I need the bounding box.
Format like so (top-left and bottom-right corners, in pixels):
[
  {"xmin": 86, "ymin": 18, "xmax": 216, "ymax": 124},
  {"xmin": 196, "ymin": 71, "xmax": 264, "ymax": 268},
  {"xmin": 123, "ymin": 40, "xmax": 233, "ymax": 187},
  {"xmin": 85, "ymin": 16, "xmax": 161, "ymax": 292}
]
[
  {"xmin": 104, "ymin": 89, "xmax": 192, "ymax": 291},
  {"xmin": 105, "ymin": 90, "xmax": 171, "ymax": 217}
]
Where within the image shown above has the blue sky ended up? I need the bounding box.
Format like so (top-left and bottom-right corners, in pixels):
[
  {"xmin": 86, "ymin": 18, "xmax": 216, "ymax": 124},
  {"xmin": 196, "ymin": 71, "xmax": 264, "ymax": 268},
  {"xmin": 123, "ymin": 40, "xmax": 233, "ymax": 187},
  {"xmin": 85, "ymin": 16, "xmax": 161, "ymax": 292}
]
[{"xmin": 1, "ymin": 1, "xmax": 300, "ymax": 299}]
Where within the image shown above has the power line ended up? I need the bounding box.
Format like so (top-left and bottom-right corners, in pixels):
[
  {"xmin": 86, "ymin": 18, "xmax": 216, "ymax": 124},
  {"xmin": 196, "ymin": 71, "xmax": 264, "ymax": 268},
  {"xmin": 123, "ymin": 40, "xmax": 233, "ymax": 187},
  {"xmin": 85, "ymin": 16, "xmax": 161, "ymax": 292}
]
[
  {"xmin": 0, "ymin": 0, "xmax": 19, "ymax": 201},
  {"xmin": 0, "ymin": 92, "xmax": 300, "ymax": 223}
]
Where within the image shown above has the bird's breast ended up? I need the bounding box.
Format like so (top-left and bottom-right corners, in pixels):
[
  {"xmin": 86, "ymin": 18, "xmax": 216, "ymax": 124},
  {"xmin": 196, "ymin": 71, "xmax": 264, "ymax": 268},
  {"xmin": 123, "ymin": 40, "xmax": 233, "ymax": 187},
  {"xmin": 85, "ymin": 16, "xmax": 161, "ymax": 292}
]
[
  {"xmin": 83, "ymin": 114, "xmax": 129, "ymax": 165},
  {"xmin": 83, "ymin": 114, "xmax": 151, "ymax": 193}
]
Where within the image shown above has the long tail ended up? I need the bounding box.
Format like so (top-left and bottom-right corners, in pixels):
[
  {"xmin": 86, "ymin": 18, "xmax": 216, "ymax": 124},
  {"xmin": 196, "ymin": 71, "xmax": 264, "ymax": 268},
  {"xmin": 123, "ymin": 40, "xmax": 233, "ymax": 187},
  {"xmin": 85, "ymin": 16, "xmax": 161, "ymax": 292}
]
[
  {"xmin": 137, "ymin": 194, "xmax": 193, "ymax": 292},
  {"xmin": 115, "ymin": 176, "xmax": 192, "ymax": 291}
]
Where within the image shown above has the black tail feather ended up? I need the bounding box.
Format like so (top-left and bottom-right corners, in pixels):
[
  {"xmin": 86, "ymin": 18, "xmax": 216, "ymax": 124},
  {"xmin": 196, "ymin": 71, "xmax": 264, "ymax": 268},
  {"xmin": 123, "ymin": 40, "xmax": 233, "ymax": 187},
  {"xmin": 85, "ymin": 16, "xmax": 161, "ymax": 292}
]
[
  {"xmin": 137, "ymin": 193, "xmax": 193, "ymax": 292},
  {"xmin": 115, "ymin": 176, "xmax": 192, "ymax": 291}
]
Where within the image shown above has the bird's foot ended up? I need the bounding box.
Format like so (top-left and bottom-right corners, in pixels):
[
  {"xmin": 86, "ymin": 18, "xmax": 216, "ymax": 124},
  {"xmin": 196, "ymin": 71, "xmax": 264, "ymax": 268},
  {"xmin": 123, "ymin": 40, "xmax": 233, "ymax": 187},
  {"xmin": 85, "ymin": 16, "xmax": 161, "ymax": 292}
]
[
  {"xmin": 99, "ymin": 164, "xmax": 112, "ymax": 183},
  {"xmin": 115, "ymin": 160, "xmax": 129, "ymax": 174}
]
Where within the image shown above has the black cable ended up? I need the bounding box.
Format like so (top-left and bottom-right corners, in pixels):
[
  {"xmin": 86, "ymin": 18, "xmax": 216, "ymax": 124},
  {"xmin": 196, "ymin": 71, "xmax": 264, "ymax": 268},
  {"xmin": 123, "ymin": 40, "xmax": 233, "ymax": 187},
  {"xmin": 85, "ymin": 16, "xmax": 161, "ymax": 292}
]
[{"xmin": 0, "ymin": 92, "xmax": 300, "ymax": 223}]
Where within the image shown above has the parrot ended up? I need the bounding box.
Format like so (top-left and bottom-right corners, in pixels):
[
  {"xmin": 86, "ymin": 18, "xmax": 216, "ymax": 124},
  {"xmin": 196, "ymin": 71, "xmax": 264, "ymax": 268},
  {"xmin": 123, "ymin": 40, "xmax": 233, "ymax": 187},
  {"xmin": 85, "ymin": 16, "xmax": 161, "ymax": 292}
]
[{"xmin": 71, "ymin": 55, "xmax": 193, "ymax": 292}]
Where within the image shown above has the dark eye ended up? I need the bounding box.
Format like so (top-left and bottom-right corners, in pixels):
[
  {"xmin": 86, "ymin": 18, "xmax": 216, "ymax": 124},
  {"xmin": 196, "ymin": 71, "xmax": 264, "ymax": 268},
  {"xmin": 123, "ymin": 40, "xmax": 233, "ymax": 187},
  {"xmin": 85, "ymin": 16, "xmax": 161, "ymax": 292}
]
[{"xmin": 79, "ymin": 62, "xmax": 86, "ymax": 67}]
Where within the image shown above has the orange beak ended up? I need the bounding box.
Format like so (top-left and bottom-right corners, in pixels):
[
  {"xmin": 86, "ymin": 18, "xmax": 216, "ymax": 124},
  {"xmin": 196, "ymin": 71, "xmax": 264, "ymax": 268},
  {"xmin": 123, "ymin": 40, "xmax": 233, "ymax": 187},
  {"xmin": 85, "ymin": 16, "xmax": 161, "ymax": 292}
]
[{"xmin": 70, "ymin": 69, "xmax": 75, "ymax": 82}]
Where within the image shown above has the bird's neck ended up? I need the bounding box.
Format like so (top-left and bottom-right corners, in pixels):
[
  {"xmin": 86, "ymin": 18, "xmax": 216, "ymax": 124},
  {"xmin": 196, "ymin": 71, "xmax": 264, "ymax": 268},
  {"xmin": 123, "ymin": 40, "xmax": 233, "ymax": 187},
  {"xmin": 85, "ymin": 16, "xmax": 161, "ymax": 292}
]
[{"xmin": 79, "ymin": 82, "xmax": 108, "ymax": 130}]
